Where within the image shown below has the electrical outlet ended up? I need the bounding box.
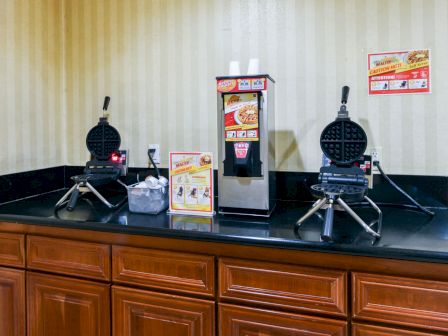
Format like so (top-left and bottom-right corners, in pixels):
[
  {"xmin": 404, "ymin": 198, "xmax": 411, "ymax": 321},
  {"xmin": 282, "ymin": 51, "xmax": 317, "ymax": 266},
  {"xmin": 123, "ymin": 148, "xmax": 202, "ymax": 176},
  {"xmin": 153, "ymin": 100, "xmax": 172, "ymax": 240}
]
[
  {"xmin": 371, "ymin": 146, "xmax": 382, "ymax": 163},
  {"xmin": 148, "ymin": 144, "xmax": 160, "ymax": 164},
  {"xmin": 371, "ymin": 146, "xmax": 382, "ymax": 173}
]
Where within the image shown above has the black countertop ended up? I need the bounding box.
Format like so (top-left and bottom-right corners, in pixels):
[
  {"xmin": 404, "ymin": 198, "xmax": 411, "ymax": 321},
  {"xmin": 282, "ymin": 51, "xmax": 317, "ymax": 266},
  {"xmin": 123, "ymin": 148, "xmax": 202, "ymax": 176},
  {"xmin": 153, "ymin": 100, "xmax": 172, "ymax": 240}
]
[{"xmin": 0, "ymin": 188, "xmax": 447, "ymax": 264}]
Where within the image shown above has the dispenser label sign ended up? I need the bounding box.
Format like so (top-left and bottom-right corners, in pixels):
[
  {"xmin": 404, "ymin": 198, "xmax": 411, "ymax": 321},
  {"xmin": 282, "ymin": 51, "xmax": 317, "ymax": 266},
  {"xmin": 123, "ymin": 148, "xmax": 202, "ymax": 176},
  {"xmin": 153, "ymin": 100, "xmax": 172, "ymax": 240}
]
[
  {"xmin": 224, "ymin": 93, "xmax": 259, "ymax": 142},
  {"xmin": 169, "ymin": 152, "xmax": 214, "ymax": 216},
  {"xmin": 238, "ymin": 79, "xmax": 251, "ymax": 90},
  {"xmin": 217, "ymin": 77, "xmax": 267, "ymax": 92},
  {"xmin": 251, "ymin": 78, "xmax": 265, "ymax": 90},
  {"xmin": 368, "ymin": 49, "xmax": 431, "ymax": 95},
  {"xmin": 217, "ymin": 79, "xmax": 237, "ymax": 92},
  {"xmin": 234, "ymin": 142, "xmax": 249, "ymax": 159}
]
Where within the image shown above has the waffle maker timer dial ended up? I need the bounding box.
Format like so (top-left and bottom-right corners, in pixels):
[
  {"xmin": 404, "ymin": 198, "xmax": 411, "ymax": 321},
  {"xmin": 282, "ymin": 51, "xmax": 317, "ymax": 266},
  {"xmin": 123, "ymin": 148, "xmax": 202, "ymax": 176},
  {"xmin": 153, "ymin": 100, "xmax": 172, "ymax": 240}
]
[
  {"xmin": 55, "ymin": 97, "xmax": 129, "ymax": 212},
  {"xmin": 296, "ymin": 86, "xmax": 382, "ymax": 241}
]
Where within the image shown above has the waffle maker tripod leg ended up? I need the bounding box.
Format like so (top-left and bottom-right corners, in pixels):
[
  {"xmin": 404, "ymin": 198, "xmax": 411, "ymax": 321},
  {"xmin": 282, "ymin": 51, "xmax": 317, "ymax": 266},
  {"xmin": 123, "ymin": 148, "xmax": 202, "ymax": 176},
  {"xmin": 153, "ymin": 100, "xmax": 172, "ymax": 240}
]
[
  {"xmin": 55, "ymin": 184, "xmax": 78, "ymax": 209},
  {"xmin": 336, "ymin": 197, "xmax": 381, "ymax": 238},
  {"xmin": 55, "ymin": 180, "xmax": 127, "ymax": 212},
  {"xmin": 295, "ymin": 195, "xmax": 382, "ymax": 240},
  {"xmin": 321, "ymin": 197, "xmax": 335, "ymax": 241},
  {"xmin": 296, "ymin": 198, "xmax": 327, "ymax": 227}
]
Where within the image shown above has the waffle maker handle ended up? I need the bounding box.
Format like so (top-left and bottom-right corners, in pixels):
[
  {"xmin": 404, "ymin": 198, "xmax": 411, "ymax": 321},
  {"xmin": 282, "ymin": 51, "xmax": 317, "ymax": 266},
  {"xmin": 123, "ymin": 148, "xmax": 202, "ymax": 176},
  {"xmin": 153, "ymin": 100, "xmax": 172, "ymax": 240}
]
[
  {"xmin": 66, "ymin": 187, "xmax": 80, "ymax": 212},
  {"xmin": 341, "ymin": 86, "xmax": 350, "ymax": 104},
  {"xmin": 338, "ymin": 86, "xmax": 350, "ymax": 119},
  {"xmin": 321, "ymin": 198, "xmax": 335, "ymax": 242},
  {"xmin": 103, "ymin": 96, "xmax": 111, "ymax": 111}
]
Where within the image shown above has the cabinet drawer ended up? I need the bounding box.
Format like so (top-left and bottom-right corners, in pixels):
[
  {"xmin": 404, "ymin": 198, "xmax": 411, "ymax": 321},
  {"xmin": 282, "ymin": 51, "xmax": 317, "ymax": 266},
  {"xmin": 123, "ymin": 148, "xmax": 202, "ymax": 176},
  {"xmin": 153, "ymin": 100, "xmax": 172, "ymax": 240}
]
[
  {"xmin": 112, "ymin": 245, "xmax": 214, "ymax": 297},
  {"xmin": 113, "ymin": 286, "xmax": 214, "ymax": 336},
  {"xmin": 353, "ymin": 272, "xmax": 448, "ymax": 332},
  {"xmin": 27, "ymin": 236, "xmax": 110, "ymax": 281},
  {"xmin": 219, "ymin": 258, "xmax": 347, "ymax": 317},
  {"xmin": 352, "ymin": 323, "xmax": 443, "ymax": 336},
  {"xmin": 219, "ymin": 303, "xmax": 347, "ymax": 336},
  {"xmin": 0, "ymin": 233, "xmax": 25, "ymax": 267}
]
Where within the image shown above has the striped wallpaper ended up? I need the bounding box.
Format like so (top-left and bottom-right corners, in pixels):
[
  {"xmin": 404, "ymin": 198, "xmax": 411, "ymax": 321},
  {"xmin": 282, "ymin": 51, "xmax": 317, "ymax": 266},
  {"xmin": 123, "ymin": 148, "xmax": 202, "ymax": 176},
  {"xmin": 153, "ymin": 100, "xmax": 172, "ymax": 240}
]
[
  {"xmin": 0, "ymin": 0, "xmax": 64, "ymax": 175},
  {"xmin": 2, "ymin": 0, "xmax": 448, "ymax": 176}
]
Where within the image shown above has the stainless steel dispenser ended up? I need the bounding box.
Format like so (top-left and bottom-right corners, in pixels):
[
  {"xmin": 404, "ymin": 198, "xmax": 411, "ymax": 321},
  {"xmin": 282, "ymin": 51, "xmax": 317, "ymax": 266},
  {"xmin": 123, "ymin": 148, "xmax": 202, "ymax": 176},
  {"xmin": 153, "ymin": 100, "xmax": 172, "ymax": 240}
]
[{"xmin": 217, "ymin": 75, "xmax": 275, "ymax": 216}]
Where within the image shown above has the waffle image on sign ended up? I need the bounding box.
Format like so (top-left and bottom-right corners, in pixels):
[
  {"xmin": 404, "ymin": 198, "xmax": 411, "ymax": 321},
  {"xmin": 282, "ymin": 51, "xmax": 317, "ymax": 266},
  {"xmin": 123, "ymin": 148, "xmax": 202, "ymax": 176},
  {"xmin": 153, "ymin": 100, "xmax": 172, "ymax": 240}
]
[
  {"xmin": 237, "ymin": 105, "xmax": 258, "ymax": 124},
  {"xmin": 407, "ymin": 50, "xmax": 429, "ymax": 64},
  {"xmin": 199, "ymin": 154, "xmax": 212, "ymax": 166},
  {"xmin": 227, "ymin": 95, "xmax": 240, "ymax": 105}
]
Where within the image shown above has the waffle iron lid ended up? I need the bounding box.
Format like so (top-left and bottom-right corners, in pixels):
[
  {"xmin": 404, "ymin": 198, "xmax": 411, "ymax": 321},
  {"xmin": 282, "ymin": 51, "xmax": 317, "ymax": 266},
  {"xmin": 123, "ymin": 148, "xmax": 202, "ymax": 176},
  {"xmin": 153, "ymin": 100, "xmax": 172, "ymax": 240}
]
[
  {"xmin": 319, "ymin": 86, "xmax": 367, "ymax": 165},
  {"xmin": 320, "ymin": 119, "xmax": 367, "ymax": 165},
  {"xmin": 86, "ymin": 118, "xmax": 121, "ymax": 161}
]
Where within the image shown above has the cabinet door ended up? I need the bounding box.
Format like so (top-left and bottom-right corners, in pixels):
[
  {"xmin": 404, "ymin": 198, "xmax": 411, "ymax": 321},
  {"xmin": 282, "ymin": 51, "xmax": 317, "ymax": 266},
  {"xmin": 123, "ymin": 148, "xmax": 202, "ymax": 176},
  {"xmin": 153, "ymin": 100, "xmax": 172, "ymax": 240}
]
[
  {"xmin": 219, "ymin": 303, "xmax": 347, "ymax": 336},
  {"xmin": 27, "ymin": 272, "xmax": 110, "ymax": 336},
  {"xmin": 113, "ymin": 286, "xmax": 214, "ymax": 336},
  {"xmin": 0, "ymin": 267, "xmax": 25, "ymax": 336}
]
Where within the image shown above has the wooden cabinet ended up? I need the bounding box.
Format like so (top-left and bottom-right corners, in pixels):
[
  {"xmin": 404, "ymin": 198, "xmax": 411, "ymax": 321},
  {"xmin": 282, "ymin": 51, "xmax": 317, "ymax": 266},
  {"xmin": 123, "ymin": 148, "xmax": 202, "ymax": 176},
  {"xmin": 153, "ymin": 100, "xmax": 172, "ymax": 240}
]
[
  {"xmin": 27, "ymin": 236, "xmax": 110, "ymax": 281},
  {"xmin": 112, "ymin": 286, "xmax": 214, "ymax": 336},
  {"xmin": 352, "ymin": 323, "xmax": 444, "ymax": 336},
  {"xmin": 219, "ymin": 303, "xmax": 347, "ymax": 336},
  {"xmin": 219, "ymin": 258, "xmax": 347, "ymax": 317},
  {"xmin": 0, "ymin": 233, "xmax": 25, "ymax": 267},
  {"xmin": 353, "ymin": 272, "xmax": 448, "ymax": 333},
  {"xmin": 112, "ymin": 245, "xmax": 215, "ymax": 297},
  {"xmin": 27, "ymin": 272, "xmax": 110, "ymax": 336},
  {"xmin": 0, "ymin": 267, "xmax": 25, "ymax": 336},
  {"xmin": 2, "ymin": 226, "xmax": 448, "ymax": 336}
]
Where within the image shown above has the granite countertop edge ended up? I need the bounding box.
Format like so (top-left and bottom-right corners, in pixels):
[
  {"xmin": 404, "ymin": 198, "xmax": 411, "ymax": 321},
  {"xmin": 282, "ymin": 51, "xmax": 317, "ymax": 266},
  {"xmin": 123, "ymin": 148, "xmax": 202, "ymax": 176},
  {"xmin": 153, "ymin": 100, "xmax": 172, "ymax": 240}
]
[{"xmin": 1, "ymin": 213, "xmax": 447, "ymax": 265}]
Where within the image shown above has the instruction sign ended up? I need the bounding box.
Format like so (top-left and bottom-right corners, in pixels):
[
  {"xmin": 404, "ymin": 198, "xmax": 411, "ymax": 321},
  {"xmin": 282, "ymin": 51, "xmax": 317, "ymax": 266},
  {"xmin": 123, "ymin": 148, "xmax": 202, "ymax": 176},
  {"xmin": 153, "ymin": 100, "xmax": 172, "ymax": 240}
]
[
  {"xmin": 169, "ymin": 152, "xmax": 214, "ymax": 217},
  {"xmin": 368, "ymin": 49, "xmax": 430, "ymax": 95}
]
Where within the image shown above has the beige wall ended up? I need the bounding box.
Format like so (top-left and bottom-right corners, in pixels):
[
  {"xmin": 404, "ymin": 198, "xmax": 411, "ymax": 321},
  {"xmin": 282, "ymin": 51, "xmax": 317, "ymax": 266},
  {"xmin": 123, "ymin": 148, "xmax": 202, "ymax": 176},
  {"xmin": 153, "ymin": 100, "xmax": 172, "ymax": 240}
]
[
  {"xmin": 2, "ymin": 0, "xmax": 448, "ymax": 175},
  {"xmin": 0, "ymin": 0, "xmax": 64, "ymax": 175}
]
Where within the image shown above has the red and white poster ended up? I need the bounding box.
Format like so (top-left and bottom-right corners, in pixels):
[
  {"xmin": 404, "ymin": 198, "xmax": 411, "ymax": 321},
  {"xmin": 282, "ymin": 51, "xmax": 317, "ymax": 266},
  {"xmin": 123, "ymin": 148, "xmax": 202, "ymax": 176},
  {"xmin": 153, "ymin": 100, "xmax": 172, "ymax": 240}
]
[{"xmin": 368, "ymin": 49, "xmax": 430, "ymax": 95}]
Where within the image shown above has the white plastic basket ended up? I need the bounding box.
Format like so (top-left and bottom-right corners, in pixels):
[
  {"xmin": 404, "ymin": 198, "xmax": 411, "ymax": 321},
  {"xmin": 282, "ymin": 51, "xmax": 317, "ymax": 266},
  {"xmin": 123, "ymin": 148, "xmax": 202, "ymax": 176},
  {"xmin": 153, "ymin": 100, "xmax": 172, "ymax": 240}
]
[{"xmin": 127, "ymin": 183, "xmax": 168, "ymax": 214}]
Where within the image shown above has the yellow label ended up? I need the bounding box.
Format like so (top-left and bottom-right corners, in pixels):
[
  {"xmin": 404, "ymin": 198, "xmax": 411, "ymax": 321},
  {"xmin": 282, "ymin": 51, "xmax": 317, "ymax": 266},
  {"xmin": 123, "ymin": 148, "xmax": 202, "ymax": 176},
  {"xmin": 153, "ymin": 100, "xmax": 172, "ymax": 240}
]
[
  {"xmin": 395, "ymin": 59, "xmax": 429, "ymax": 73},
  {"xmin": 225, "ymin": 137, "xmax": 259, "ymax": 142},
  {"xmin": 368, "ymin": 62, "xmax": 405, "ymax": 76},
  {"xmin": 189, "ymin": 164, "xmax": 212, "ymax": 174}
]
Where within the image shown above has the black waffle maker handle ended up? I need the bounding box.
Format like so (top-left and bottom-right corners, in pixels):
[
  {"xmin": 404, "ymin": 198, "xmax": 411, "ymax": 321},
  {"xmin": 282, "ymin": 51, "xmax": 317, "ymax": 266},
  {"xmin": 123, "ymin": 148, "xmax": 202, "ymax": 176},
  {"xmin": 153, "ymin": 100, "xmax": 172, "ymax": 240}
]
[
  {"xmin": 341, "ymin": 86, "xmax": 350, "ymax": 104},
  {"xmin": 103, "ymin": 96, "xmax": 111, "ymax": 111},
  {"xmin": 338, "ymin": 86, "xmax": 350, "ymax": 119}
]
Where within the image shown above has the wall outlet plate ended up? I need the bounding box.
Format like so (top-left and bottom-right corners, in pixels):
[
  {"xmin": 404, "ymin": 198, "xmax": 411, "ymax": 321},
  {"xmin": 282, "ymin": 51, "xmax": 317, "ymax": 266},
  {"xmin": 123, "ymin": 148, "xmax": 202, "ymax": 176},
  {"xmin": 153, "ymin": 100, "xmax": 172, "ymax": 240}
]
[
  {"xmin": 370, "ymin": 146, "xmax": 382, "ymax": 173},
  {"xmin": 148, "ymin": 144, "xmax": 160, "ymax": 164},
  {"xmin": 371, "ymin": 146, "xmax": 382, "ymax": 162}
]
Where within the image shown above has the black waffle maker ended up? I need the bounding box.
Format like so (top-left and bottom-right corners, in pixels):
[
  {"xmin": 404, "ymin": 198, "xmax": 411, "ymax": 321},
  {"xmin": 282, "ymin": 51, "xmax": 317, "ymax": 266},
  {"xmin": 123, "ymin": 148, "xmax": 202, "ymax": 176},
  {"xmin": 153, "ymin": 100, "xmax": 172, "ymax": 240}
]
[
  {"xmin": 296, "ymin": 86, "xmax": 382, "ymax": 241},
  {"xmin": 55, "ymin": 97, "xmax": 128, "ymax": 212}
]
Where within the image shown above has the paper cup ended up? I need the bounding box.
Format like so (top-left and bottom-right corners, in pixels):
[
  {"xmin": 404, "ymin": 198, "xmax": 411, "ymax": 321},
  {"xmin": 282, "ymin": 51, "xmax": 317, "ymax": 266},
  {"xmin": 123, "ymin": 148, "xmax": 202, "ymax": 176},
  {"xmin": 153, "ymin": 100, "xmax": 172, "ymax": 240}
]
[
  {"xmin": 247, "ymin": 58, "xmax": 260, "ymax": 75},
  {"xmin": 228, "ymin": 61, "xmax": 241, "ymax": 76}
]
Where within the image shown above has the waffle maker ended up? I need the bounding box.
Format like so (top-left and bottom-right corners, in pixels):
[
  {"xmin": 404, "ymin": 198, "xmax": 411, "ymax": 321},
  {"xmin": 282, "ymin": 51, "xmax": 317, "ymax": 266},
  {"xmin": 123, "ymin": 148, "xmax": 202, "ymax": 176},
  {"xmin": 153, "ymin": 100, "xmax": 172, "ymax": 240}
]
[
  {"xmin": 295, "ymin": 86, "xmax": 382, "ymax": 241},
  {"xmin": 55, "ymin": 97, "xmax": 128, "ymax": 212}
]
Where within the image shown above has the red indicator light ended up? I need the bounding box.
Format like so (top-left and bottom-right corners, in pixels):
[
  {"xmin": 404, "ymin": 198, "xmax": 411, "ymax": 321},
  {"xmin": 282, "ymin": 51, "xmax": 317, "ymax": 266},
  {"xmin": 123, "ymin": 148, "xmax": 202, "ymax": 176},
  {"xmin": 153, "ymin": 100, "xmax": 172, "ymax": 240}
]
[{"xmin": 111, "ymin": 153, "xmax": 120, "ymax": 162}]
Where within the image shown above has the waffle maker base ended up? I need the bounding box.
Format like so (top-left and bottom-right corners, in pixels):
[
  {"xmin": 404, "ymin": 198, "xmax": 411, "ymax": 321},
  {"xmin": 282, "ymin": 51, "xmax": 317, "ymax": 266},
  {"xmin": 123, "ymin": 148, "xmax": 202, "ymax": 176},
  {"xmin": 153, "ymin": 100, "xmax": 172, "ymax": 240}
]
[{"xmin": 311, "ymin": 184, "xmax": 367, "ymax": 203}]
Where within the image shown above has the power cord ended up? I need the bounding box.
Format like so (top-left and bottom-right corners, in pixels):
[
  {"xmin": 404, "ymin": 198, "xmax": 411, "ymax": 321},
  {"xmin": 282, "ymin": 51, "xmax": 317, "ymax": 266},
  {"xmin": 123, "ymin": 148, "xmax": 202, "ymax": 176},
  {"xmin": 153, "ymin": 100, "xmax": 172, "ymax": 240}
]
[
  {"xmin": 147, "ymin": 148, "xmax": 160, "ymax": 178},
  {"xmin": 373, "ymin": 161, "xmax": 435, "ymax": 217}
]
